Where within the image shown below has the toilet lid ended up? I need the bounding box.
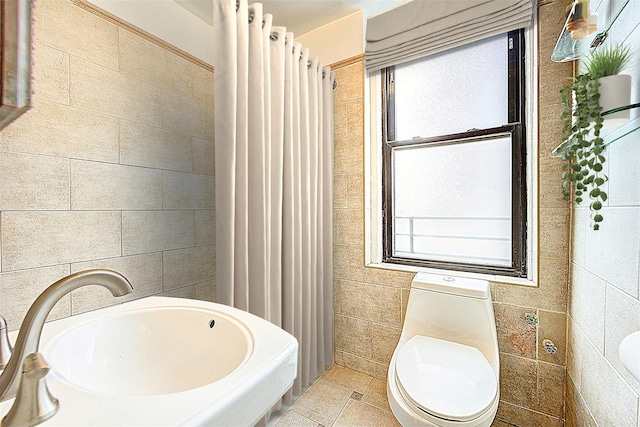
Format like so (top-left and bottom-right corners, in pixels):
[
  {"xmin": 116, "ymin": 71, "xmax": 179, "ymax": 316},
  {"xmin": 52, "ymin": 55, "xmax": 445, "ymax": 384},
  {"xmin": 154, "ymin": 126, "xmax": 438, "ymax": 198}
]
[{"xmin": 395, "ymin": 335, "xmax": 497, "ymax": 422}]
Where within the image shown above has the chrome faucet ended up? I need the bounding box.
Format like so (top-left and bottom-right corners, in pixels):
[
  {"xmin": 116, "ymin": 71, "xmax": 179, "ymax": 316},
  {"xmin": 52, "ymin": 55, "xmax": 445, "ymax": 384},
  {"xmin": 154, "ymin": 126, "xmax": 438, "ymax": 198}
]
[
  {"xmin": 1, "ymin": 353, "xmax": 59, "ymax": 427},
  {"xmin": 0, "ymin": 317, "xmax": 11, "ymax": 370},
  {"xmin": 0, "ymin": 269, "xmax": 133, "ymax": 402}
]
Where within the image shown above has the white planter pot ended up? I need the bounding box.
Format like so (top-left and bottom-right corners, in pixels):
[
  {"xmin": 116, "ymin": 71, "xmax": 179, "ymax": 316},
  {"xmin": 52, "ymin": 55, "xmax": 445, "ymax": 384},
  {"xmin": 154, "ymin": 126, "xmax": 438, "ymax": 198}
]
[{"xmin": 598, "ymin": 74, "xmax": 631, "ymax": 128}]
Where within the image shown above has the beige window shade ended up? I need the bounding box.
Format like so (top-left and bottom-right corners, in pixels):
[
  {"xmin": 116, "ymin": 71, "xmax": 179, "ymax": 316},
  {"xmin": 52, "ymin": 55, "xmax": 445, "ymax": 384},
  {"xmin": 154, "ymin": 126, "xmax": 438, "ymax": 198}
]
[{"xmin": 365, "ymin": 0, "xmax": 534, "ymax": 72}]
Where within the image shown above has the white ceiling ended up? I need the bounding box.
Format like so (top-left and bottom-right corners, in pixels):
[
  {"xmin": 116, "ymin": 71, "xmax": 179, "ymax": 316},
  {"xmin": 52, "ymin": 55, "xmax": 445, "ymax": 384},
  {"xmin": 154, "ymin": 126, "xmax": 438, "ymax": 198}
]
[{"xmin": 175, "ymin": 0, "xmax": 402, "ymax": 36}]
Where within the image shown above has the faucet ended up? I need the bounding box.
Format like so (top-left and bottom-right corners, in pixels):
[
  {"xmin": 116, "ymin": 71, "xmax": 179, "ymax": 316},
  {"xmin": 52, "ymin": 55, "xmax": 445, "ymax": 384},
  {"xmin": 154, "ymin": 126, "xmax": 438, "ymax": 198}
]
[
  {"xmin": 0, "ymin": 269, "xmax": 133, "ymax": 402},
  {"xmin": 1, "ymin": 353, "xmax": 59, "ymax": 427},
  {"xmin": 0, "ymin": 317, "xmax": 11, "ymax": 370}
]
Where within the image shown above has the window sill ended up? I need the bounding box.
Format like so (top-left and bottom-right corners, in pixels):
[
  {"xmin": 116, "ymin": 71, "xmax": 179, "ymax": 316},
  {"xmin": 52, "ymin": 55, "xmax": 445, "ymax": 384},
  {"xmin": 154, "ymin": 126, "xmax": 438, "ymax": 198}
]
[{"xmin": 365, "ymin": 261, "xmax": 537, "ymax": 287}]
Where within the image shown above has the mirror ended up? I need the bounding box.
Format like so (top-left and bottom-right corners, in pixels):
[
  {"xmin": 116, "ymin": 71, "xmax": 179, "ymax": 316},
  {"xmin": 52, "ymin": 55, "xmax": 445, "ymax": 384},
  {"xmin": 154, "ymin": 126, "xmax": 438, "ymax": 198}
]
[{"xmin": 0, "ymin": 0, "xmax": 32, "ymax": 130}]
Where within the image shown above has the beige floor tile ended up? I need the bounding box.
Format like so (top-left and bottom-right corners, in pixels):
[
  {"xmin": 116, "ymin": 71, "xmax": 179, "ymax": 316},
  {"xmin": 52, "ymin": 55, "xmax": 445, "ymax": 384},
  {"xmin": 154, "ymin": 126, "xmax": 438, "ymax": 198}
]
[
  {"xmin": 362, "ymin": 378, "xmax": 392, "ymax": 412},
  {"xmin": 321, "ymin": 365, "xmax": 373, "ymax": 394},
  {"xmin": 273, "ymin": 410, "xmax": 319, "ymax": 427},
  {"xmin": 333, "ymin": 400, "xmax": 401, "ymax": 427},
  {"xmin": 290, "ymin": 379, "xmax": 352, "ymax": 426}
]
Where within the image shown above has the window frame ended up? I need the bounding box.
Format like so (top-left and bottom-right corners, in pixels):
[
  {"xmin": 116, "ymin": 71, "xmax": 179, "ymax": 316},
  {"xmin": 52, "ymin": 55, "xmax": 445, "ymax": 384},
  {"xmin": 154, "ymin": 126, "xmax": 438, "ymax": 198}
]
[{"xmin": 380, "ymin": 29, "xmax": 528, "ymax": 278}]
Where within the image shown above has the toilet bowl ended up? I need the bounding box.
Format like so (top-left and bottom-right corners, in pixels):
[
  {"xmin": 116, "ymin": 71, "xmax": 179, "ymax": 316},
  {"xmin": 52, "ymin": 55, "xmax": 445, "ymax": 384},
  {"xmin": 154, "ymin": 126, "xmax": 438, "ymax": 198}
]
[{"xmin": 387, "ymin": 273, "xmax": 500, "ymax": 427}]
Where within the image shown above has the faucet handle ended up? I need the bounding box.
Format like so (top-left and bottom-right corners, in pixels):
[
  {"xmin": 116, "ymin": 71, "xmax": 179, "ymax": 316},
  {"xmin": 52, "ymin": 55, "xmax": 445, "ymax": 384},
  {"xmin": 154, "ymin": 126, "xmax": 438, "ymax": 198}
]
[
  {"xmin": 1, "ymin": 353, "xmax": 59, "ymax": 427},
  {"xmin": 0, "ymin": 317, "xmax": 12, "ymax": 370}
]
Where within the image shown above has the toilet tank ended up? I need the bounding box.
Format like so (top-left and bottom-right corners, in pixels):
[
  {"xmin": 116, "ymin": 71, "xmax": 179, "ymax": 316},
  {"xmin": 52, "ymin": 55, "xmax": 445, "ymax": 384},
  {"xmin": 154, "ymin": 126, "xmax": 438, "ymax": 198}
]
[{"xmin": 402, "ymin": 272, "xmax": 499, "ymax": 369}]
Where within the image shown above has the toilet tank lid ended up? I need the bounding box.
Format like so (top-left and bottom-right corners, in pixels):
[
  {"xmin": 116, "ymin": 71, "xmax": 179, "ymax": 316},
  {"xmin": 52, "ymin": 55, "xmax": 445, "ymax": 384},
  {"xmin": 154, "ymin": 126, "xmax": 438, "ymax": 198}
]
[{"xmin": 411, "ymin": 272, "xmax": 490, "ymax": 299}]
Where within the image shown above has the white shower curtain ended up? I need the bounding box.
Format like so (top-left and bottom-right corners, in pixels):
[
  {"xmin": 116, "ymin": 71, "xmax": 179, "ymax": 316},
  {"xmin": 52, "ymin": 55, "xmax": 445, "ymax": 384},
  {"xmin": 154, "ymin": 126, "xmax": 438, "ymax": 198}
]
[{"xmin": 212, "ymin": 0, "xmax": 334, "ymax": 401}]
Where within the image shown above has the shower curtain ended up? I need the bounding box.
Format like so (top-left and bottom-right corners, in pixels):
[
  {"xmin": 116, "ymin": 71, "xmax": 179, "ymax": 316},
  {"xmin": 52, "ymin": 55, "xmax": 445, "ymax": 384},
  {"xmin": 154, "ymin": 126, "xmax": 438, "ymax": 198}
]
[{"xmin": 212, "ymin": 0, "xmax": 334, "ymax": 401}]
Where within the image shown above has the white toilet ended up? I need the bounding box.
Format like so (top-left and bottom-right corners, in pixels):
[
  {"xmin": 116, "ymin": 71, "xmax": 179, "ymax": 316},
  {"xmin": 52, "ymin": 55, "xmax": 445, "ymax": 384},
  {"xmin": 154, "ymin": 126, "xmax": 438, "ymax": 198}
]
[{"xmin": 387, "ymin": 272, "xmax": 500, "ymax": 427}]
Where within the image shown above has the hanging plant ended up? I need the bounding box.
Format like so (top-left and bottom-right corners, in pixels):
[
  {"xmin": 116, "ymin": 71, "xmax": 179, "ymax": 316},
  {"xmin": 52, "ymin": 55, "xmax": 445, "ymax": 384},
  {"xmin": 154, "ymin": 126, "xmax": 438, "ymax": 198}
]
[{"xmin": 558, "ymin": 43, "xmax": 632, "ymax": 230}]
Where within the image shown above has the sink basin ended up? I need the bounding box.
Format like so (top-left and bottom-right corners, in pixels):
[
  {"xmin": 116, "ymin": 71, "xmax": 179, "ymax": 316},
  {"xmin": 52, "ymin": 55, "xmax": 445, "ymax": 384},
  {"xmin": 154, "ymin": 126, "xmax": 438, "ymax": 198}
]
[
  {"xmin": 1, "ymin": 297, "xmax": 298, "ymax": 426},
  {"xmin": 619, "ymin": 330, "xmax": 640, "ymax": 382},
  {"xmin": 46, "ymin": 306, "xmax": 252, "ymax": 396}
]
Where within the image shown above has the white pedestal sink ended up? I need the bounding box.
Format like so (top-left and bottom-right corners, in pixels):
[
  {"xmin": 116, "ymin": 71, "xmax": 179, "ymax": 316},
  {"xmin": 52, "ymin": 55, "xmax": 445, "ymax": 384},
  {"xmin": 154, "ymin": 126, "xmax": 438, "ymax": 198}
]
[
  {"xmin": 619, "ymin": 331, "xmax": 640, "ymax": 382},
  {"xmin": 1, "ymin": 297, "xmax": 298, "ymax": 426}
]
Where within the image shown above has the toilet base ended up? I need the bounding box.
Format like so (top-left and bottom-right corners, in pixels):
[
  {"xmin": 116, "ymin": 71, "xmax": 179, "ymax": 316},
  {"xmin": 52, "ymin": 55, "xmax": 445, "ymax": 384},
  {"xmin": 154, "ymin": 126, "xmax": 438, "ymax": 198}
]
[{"xmin": 387, "ymin": 353, "xmax": 499, "ymax": 427}]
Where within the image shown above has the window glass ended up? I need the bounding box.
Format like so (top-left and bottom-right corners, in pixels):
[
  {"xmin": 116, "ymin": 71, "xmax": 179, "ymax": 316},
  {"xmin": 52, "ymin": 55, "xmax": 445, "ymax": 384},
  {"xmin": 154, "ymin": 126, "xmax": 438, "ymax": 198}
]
[
  {"xmin": 392, "ymin": 134, "xmax": 513, "ymax": 267},
  {"xmin": 394, "ymin": 34, "xmax": 508, "ymax": 140}
]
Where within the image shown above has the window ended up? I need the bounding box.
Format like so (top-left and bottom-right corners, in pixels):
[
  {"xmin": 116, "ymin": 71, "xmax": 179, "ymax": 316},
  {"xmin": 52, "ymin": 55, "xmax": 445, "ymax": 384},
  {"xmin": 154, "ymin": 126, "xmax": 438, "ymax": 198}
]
[{"xmin": 381, "ymin": 29, "xmax": 528, "ymax": 278}]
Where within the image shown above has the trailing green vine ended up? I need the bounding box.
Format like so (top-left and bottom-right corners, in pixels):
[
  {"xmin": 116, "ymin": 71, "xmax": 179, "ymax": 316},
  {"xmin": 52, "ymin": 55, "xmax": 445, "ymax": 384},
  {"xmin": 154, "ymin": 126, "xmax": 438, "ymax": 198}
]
[
  {"xmin": 559, "ymin": 75, "xmax": 607, "ymax": 230},
  {"xmin": 557, "ymin": 44, "xmax": 632, "ymax": 230}
]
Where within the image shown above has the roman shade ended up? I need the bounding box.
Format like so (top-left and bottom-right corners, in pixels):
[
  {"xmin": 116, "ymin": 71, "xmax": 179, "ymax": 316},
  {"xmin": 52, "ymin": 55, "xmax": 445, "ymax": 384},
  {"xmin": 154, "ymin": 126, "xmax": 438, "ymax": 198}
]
[{"xmin": 364, "ymin": 0, "xmax": 534, "ymax": 72}]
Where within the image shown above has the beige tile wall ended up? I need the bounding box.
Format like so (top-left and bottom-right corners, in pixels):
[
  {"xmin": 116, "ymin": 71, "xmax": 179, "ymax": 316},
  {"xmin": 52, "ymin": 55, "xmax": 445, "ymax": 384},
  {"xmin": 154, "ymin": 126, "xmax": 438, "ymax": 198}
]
[
  {"xmin": 0, "ymin": 0, "xmax": 215, "ymax": 331},
  {"xmin": 331, "ymin": 1, "xmax": 573, "ymax": 425}
]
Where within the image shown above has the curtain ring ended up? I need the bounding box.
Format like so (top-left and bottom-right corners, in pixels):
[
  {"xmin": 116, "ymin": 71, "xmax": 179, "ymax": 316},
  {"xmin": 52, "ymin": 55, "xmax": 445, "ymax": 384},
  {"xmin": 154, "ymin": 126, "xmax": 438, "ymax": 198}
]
[
  {"xmin": 299, "ymin": 52, "xmax": 303, "ymax": 61},
  {"xmin": 262, "ymin": 20, "xmax": 265, "ymax": 29},
  {"xmin": 333, "ymin": 80, "xmax": 338, "ymax": 90},
  {"xmin": 270, "ymin": 32, "xmax": 279, "ymax": 41},
  {"xmin": 248, "ymin": 11, "xmax": 254, "ymax": 23},
  {"xmin": 236, "ymin": 0, "xmax": 239, "ymax": 12},
  {"xmin": 307, "ymin": 60, "xmax": 312, "ymax": 69},
  {"xmin": 322, "ymin": 71, "xmax": 326, "ymax": 79}
]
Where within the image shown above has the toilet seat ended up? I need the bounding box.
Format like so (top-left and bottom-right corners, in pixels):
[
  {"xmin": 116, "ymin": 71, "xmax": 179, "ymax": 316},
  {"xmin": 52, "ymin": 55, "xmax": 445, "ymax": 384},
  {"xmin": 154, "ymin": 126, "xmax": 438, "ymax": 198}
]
[{"xmin": 395, "ymin": 335, "xmax": 498, "ymax": 422}]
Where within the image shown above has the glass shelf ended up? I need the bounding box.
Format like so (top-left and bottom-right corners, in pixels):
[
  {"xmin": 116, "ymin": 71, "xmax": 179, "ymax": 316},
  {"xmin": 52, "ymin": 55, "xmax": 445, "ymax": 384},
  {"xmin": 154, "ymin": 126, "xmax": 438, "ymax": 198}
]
[
  {"xmin": 551, "ymin": 0, "xmax": 631, "ymax": 62},
  {"xmin": 601, "ymin": 110, "xmax": 640, "ymax": 148},
  {"xmin": 551, "ymin": 104, "xmax": 640, "ymax": 158}
]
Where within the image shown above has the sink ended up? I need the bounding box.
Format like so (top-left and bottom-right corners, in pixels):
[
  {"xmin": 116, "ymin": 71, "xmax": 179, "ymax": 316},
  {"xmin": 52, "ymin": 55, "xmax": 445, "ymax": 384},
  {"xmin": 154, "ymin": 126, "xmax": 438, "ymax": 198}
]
[
  {"xmin": 0, "ymin": 297, "xmax": 298, "ymax": 426},
  {"xmin": 45, "ymin": 306, "xmax": 252, "ymax": 396},
  {"xmin": 619, "ymin": 331, "xmax": 640, "ymax": 382}
]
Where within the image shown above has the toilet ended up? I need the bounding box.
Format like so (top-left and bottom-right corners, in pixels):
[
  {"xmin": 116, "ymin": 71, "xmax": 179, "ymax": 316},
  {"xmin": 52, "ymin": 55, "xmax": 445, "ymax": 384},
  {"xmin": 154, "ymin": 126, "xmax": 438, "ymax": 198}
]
[{"xmin": 387, "ymin": 272, "xmax": 500, "ymax": 427}]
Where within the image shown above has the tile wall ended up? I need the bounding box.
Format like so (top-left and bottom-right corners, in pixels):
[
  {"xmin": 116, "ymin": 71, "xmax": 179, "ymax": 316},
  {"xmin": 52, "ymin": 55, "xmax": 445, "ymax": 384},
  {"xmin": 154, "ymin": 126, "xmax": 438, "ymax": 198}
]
[
  {"xmin": 566, "ymin": 0, "xmax": 640, "ymax": 425},
  {"xmin": 0, "ymin": 0, "xmax": 215, "ymax": 332},
  {"xmin": 331, "ymin": 0, "xmax": 574, "ymax": 425}
]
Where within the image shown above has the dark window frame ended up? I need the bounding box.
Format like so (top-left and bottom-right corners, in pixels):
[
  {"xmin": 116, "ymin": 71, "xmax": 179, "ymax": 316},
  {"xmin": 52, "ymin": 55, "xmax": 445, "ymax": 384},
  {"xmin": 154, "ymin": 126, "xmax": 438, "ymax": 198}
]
[{"xmin": 381, "ymin": 29, "xmax": 528, "ymax": 278}]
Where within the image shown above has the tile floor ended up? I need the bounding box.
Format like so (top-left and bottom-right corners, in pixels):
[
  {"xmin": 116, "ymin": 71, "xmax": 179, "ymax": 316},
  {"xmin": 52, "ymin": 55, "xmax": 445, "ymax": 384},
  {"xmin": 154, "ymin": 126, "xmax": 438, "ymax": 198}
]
[{"xmin": 272, "ymin": 365, "xmax": 401, "ymax": 427}]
